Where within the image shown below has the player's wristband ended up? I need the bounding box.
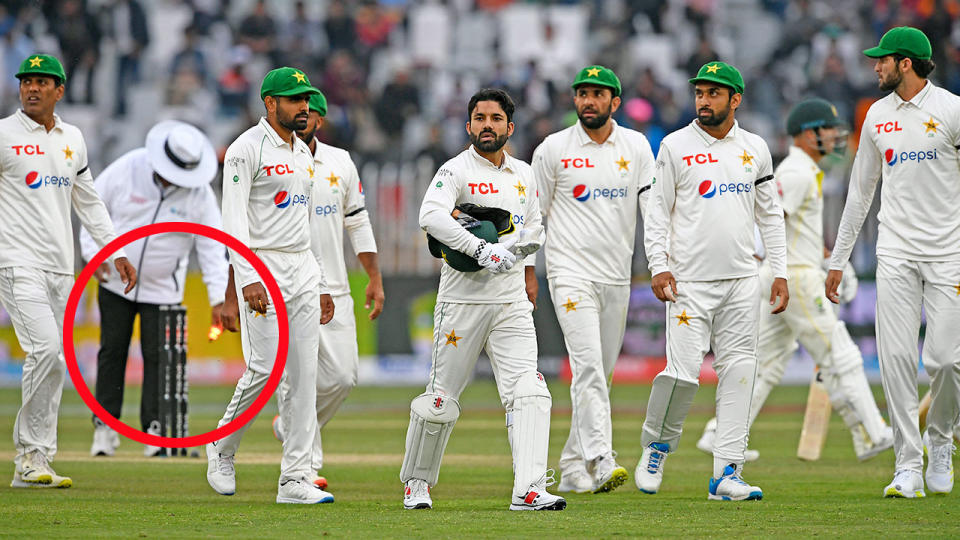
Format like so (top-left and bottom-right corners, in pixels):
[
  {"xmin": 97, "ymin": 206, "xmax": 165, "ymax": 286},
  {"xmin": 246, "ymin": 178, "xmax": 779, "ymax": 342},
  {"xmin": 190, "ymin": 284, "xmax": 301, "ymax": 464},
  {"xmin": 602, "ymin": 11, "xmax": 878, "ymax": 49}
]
[{"xmin": 473, "ymin": 240, "xmax": 487, "ymax": 260}]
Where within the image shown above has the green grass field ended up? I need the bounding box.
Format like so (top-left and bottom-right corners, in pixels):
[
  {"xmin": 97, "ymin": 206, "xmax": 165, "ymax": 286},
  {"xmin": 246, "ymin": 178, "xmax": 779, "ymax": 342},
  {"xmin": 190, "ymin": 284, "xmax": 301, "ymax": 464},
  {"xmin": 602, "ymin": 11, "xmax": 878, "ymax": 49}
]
[{"xmin": 0, "ymin": 381, "xmax": 956, "ymax": 538}]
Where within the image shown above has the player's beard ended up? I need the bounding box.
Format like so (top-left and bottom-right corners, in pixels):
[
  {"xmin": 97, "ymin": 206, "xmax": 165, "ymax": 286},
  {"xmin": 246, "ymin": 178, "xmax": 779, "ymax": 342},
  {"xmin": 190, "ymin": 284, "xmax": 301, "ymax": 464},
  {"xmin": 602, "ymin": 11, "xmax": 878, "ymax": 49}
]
[
  {"xmin": 279, "ymin": 108, "xmax": 309, "ymax": 132},
  {"xmin": 577, "ymin": 104, "xmax": 612, "ymax": 129},
  {"xmin": 697, "ymin": 102, "xmax": 731, "ymax": 126},
  {"xmin": 878, "ymin": 69, "xmax": 903, "ymax": 92},
  {"xmin": 470, "ymin": 128, "xmax": 509, "ymax": 153},
  {"xmin": 297, "ymin": 122, "xmax": 318, "ymax": 144}
]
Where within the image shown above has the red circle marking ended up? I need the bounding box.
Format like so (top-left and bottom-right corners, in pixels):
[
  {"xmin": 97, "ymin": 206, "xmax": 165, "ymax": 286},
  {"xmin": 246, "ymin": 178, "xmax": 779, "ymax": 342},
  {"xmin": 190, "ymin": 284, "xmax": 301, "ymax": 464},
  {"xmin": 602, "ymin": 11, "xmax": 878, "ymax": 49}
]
[{"xmin": 64, "ymin": 222, "xmax": 288, "ymax": 448}]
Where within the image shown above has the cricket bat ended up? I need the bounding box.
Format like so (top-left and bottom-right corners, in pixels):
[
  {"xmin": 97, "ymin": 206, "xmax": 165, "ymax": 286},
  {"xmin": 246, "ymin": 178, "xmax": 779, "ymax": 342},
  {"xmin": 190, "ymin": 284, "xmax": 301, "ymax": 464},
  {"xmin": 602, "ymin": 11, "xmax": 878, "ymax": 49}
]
[
  {"xmin": 797, "ymin": 368, "xmax": 831, "ymax": 461},
  {"xmin": 918, "ymin": 390, "xmax": 932, "ymax": 433}
]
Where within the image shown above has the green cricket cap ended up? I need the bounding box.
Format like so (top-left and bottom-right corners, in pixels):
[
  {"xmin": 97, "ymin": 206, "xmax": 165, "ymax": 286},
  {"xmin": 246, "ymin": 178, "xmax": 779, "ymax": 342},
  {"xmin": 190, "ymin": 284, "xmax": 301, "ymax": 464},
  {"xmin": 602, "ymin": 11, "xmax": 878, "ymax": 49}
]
[
  {"xmin": 308, "ymin": 91, "xmax": 327, "ymax": 116},
  {"xmin": 572, "ymin": 65, "xmax": 622, "ymax": 97},
  {"xmin": 16, "ymin": 54, "xmax": 66, "ymax": 84},
  {"xmin": 259, "ymin": 67, "xmax": 320, "ymax": 100},
  {"xmin": 863, "ymin": 26, "xmax": 932, "ymax": 60},
  {"xmin": 689, "ymin": 61, "xmax": 744, "ymax": 95}
]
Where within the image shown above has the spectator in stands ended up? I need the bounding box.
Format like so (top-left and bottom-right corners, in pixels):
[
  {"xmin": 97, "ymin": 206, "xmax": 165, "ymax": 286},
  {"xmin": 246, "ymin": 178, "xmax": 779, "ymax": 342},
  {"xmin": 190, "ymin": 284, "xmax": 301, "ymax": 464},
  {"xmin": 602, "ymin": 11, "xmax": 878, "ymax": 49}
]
[
  {"xmin": 168, "ymin": 24, "xmax": 209, "ymax": 106},
  {"xmin": 325, "ymin": 0, "xmax": 356, "ymax": 51},
  {"xmin": 103, "ymin": 0, "xmax": 149, "ymax": 117},
  {"xmin": 238, "ymin": 0, "xmax": 277, "ymax": 61},
  {"xmin": 281, "ymin": 0, "xmax": 324, "ymax": 68},
  {"xmin": 374, "ymin": 68, "xmax": 420, "ymax": 141},
  {"xmin": 50, "ymin": 0, "xmax": 101, "ymax": 104},
  {"xmin": 217, "ymin": 45, "xmax": 251, "ymax": 117}
]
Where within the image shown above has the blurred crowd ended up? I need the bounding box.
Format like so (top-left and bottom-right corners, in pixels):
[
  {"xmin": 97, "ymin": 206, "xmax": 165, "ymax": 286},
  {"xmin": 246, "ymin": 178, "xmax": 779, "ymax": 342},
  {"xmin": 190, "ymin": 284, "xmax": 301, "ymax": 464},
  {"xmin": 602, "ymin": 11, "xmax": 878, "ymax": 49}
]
[{"xmin": 2, "ymin": 0, "xmax": 959, "ymax": 274}]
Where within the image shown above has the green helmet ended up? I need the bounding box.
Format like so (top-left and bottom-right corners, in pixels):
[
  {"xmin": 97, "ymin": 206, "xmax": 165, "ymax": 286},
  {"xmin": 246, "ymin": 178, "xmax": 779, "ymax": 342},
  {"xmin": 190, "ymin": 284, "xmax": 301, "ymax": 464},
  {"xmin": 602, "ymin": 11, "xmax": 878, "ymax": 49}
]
[
  {"xmin": 786, "ymin": 98, "xmax": 842, "ymax": 135},
  {"xmin": 427, "ymin": 204, "xmax": 515, "ymax": 272}
]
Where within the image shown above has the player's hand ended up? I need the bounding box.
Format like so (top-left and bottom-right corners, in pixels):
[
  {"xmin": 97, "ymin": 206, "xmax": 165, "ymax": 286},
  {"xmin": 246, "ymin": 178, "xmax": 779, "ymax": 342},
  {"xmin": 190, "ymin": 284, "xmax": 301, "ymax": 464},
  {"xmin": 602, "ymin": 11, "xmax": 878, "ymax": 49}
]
[
  {"xmin": 93, "ymin": 262, "xmax": 111, "ymax": 282},
  {"xmin": 320, "ymin": 293, "xmax": 335, "ymax": 324},
  {"xmin": 221, "ymin": 293, "xmax": 240, "ymax": 332},
  {"xmin": 364, "ymin": 275, "xmax": 384, "ymax": 320},
  {"xmin": 476, "ymin": 237, "xmax": 517, "ymax": 274},
  {"xmin": 210, "ymin": 303, "xmax": 224, "ymax": 327},
  {"xmin": 651, "ymin": 271, "xmax": 677, "ymax": 302},
  {"xmin": 242, "ymin": 282, "xmax": 269, "ymax": 314},
  {"xmin": 838, "ymin": 261, "xmax": 858, "ymax": 304},
  {"xmin": 114, "ymin": 257, "xmax": 137, "ymax": 294},
  {"xmin": 770, "ymin": 277, "xmax": 789, "ymax": 314},
  {"xmin": 825, "ymin": 269, "xmax": 843, "ymax": 304},
  {"xmin": 524, "ymin": 266, "xmax": 538, "ymax": 310}
]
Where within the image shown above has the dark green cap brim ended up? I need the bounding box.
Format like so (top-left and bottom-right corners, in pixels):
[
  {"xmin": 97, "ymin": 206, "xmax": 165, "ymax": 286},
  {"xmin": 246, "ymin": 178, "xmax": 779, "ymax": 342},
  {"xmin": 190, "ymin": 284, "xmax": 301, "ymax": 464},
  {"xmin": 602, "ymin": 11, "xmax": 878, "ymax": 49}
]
[
  {"xmin": 688, "ymin": 76, "xmax": 743, "ymax": 95},
  {"xmin": 268, "ymin": 86, "xmax": 321, "ymax": 98},
  {"xmin": 863, "ymin": 46, "xmax": 896, "ymax": 58}
]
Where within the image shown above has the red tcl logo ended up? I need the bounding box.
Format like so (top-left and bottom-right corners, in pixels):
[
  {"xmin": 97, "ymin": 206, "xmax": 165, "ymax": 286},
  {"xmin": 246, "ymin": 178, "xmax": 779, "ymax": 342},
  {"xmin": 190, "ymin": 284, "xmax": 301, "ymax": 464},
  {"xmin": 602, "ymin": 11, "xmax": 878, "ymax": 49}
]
[
  {"xmin": 561, "ymin": 158, "xmax": 595, "ymax": 169},
  {"xmin": 11, "ymin": 145, "xmax": 44, "ymax": 155},
  {"xmin": 874, "ymin": 121, "xmax": 902, "ymax": 134},
  {"xmin": 468, "ymin": 182, "xmax": 499, "ymax": 194},
  {"xmin": 262, "ymin": 164, "xmax": 294, "ymax": 176},
  {"xmin": 681, "ymin": 153, "xmax": 719, "ymax": 166}
]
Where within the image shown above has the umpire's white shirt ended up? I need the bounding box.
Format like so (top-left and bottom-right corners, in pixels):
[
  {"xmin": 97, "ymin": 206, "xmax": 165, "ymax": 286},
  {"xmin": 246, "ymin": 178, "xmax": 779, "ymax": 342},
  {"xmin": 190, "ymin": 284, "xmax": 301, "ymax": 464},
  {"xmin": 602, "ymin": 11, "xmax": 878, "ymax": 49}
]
[
  {"xmin": 79, "ymin": 148, "xmax": 228, "ymax": 306},
  {"xmin": 307, "ymin": 140, "xmax": 376, "ymax": 297},
  {"xmin": 830, "ymin": 81, "xmax": 960, "ymax": 268},
  {"xmin": 0, "ymin": 109, "xmax": 124, "ymax": 273},
  {"xmin": 419, "ymin": 146, "xmax": 544, "ymax": 304},
  {"xmin": 532, "ymin": 120, "xmax": 655, "ymax": 284},
  {"xmin": 645, "ymin": 120, "xmax": 787, "ymax": 281}
]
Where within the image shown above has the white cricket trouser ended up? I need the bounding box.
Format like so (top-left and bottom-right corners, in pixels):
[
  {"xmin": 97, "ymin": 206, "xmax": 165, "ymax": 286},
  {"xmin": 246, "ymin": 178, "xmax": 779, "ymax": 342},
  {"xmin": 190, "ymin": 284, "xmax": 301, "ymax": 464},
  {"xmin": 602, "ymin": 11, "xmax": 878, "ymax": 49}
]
[
  {"xmin": 659, "ymin": 276, "xmax": 759, "ymax": 473},
  {"xmin": 876, "ymin": 256, "xmax": 960, "ymax": 473},
  {"xmin": 548, "ymin": 276, "xmax": 629, "ymax": 475},
  {"xmin": 0, "ymin": 267, "xmax": 72, "ymax": 468},
  {"xmin": 311, "ymin": 293, "xmax": 358, "ymax": 471},
  {"xmin": 212, "ymin": 286, "xmax": 320, "ymax": 482}
]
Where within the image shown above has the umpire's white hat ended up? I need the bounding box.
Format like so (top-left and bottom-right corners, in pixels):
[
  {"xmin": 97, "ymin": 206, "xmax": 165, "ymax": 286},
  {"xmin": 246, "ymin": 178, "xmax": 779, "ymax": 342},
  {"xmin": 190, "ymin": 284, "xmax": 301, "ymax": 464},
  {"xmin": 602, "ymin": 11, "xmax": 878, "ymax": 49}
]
[{"xmin": 145, "ymin": 120, "xmax": 217, "ymax": 188}]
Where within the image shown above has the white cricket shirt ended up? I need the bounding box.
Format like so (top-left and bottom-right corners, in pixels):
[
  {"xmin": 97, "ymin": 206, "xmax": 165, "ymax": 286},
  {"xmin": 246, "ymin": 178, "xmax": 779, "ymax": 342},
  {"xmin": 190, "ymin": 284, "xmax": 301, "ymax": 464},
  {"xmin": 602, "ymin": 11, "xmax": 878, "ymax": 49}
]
[
  {"xmin": 776, "ymin": 145, "xmax": 826, "ymax": 268},
  {"xmin": 532, "ymin": 120, "xmax": 656, "ymax": 284},
  {"xmin": 419, "ymin": 146, "xmax": 544, "ymax": 304},
  {"xmin": 644, "ymin": 120, "xmax": 787, "ymax": 281},
  {"xmin": 0, "ymin": 109, "xmax": 124, "ymax": 274},
  {"xmin": 830, "ymin": 81, "xmax": 960, "ymax": 269},
  {"xmin": 221, "ymin": 117, "xmax": 322, "ymax": 297},
  {"xmin": 307, "ymin": 140, "xmax": 377, "ymax": 297}
]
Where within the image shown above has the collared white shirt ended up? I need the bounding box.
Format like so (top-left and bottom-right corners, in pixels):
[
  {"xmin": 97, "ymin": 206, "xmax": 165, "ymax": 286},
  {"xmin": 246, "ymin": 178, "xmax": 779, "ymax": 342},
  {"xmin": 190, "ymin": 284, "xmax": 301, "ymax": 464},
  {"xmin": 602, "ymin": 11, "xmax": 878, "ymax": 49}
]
[
  {"xmin": 221, "ymin": 117, "xmax": 321, "ymax": 297},
  {"xmin": 532, "ymin": 120, "xmax": 656, "ymax": 285},
  {"xmin": 644, "ymin": 119, "xmax": 787, "ymax": 281},
  {"xmin": 79, "ymin": 148, "xmax": 228, "ymax": 306},
  {"xmin": 307, "ymin": 140, "xmax": 376, "ymax": 296},
  {"xmin": 0, "ymin": 109, "xmax": 124, "ymax": 274},
  {"xmin": 776, "ymin": 145, "xmax": 826, "ymax": 268},
  {"xmin": 419, "ymin": 146, "xmax": 544, "ymax": 303},
  {"xmin": 830, "ymin": 81, "xmax": 960, "ymax": 269}
]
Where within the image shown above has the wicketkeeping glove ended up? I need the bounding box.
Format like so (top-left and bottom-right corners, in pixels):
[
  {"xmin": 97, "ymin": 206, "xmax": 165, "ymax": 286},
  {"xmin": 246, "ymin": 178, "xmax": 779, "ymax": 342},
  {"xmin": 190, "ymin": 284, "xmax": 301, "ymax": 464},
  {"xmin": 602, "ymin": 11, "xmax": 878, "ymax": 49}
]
[{"xmin": 475, "ymin": 235, "xmax": 517, "ymax": 273}]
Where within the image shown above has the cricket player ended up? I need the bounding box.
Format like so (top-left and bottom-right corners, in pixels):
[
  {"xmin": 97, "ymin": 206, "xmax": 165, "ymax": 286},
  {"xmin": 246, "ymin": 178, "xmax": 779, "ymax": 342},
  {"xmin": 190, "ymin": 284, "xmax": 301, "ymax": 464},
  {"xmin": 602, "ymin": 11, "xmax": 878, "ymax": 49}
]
[
  {"xmin": 400, "ymin": 88, "xmax": 564, "ymax": 511},
  {"xmin": 0, "ymin": 54, "xmax": 137, "ymax": 488},
  {"xmin": 205, "ymin": 67, "xmax": 335, "ymax": 504},
  {"xmin": 826, "ymin": 26, "xmax": 960, "ymax": 498},
  {"xmin": 80, "ymin": 120, "xmax": 228, "ymax": 458},
  {"xmin": 636, "ymin": 62, "xmax": 788, "ymax": 501},
  {"xmin": 696, "ymin": 99, "xmax": 893, "ymax": 462},
  {"xmin": 271, "ymin": 91, "xmax": 385, "ymax": 491},
  {"xmin": 531, "ymin": 65, "xmax": 655, "ymax": 494}
]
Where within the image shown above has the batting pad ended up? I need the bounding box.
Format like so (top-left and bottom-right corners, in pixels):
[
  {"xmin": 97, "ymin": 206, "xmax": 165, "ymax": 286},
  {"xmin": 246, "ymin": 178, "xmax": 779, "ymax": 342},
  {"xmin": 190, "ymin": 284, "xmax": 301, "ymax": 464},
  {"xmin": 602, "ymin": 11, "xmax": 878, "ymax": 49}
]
[
  {"xmin": 641, "ymin": 372, "xmax": 699, "ymax": 451},
  {"xmin": 825, "ymin": 321, "xmax": 887, "ymax": 442},
  {"xmin": 508, "ymin": 371, "xmax": 552, "ymax": 496},
  {"xmin": 400, "ymin": 393, "xmax": 460, "ymax": 486}
]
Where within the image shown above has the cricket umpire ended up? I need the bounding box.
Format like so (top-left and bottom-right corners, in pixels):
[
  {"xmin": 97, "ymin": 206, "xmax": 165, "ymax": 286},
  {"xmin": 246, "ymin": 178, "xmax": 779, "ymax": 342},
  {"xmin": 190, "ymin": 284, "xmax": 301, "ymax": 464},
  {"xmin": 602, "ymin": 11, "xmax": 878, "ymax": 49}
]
[{"xmin": 80, "ymin": 120, "xmax": 227, "ymax": 457}]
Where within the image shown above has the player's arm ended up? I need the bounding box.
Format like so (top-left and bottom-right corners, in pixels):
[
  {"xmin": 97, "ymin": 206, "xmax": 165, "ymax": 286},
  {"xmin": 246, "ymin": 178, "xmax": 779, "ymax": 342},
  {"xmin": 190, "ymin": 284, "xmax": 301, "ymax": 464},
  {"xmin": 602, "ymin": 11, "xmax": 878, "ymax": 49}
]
[
  {"xmin": 754, "ymin": 144, "xmax": 788, "ymax": 313},
  {"xmin": 342, "ymin": 159, "xmax": 384, "ymax": 319},
  {"xmin": 221, "ymin": 266, "xmax": 240, "ymax": 332},
  {"xmin": 826, "ymin": 121, "xmax": 882, "ymax": 302},
  {"xmin": 221, "ymin": 143, "xmax": 266, "ymax": 313},
  {"xmin": 194, "ymin": 185, "xmax": 228, "ymax": 326},
  {"xmin": 521, "ymin": 171, "xmax": 544, "ymax": 307},
  {"xmin": 70, "ymin": 139, "xmax": 135, "ymax": 292},
  {"xmin": 636, "ymin": 135, "xmax": 657, "ymax": 221},
  {"xmin": 645, "ymin": 142, "xmax": 677, "ymax": 302},
  {"xmin": 306, "ymin": 183, "xmax": 335, "ymax": 325},
  {"xmin": 530, "ymin": 140, "xmax": 557, "ymax": 218},
  {"xmin": 80, "ymin": 156, "xmax": 122, "ymax": 282}
]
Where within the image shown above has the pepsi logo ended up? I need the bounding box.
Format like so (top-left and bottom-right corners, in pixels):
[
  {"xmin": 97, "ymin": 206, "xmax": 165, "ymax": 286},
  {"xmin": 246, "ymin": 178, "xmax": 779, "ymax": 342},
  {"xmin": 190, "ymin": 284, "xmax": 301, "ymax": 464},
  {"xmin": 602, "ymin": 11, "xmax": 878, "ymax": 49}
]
[
  {"xmin": 573, "ymin": 184, "xmax": 590, "ymax": 202},
  {"xmin": 25, "ymin": 171, "xmax": 41, "ymax": 189},
  {"xmin": 885, "ymin": 149, "xmax": 898, "ymax": 166},
  {"xmin": 884, "ymin": 148, "xmax": 938, "ymax": 167},
  {"xmin": 274, "ymin": 190, "xmax": 291, "ymax": 208},
  {"xmin": 699, "ymin": 180, "xmax": 716, "ymax": 198}
]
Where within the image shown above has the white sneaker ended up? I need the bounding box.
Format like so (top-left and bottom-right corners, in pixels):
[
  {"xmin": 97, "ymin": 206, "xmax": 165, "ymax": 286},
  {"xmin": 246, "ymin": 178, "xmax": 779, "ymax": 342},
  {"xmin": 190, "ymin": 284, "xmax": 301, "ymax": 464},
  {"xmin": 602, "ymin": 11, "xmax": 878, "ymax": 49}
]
[
  {"xmin": 206, "ymin": 443, "xmax": 236, "ymax": 495},
  {"xmin": 696, "ymin": 418, "xmax": 759, "ymax": 461},
  {"xmin": 557, "ymin": 469, "xmax": 592, "ymax": 493},
  {"xmin": 403, "ymin": 478, "xmax": 432, "ymax": 509},
  {"xmin": 592, "ymin": 453, "xmax": 628, "ymax": 493},
  {"xmin": 10, "ymin": 470, "xmax": 72, "ymax": 489},
  {"xmin": 144, "ymin": 420, "xmax": 162, "ymax": 457},
  {"xmin": 277, "ymin": 478, "xmax": 334, "ymax": 504},
  {"xmin": 924, "ymin": 432, "xmax": 955, "ymax": 494},
  {"xmin": 884, "ymin": 469, "xmax": 925, "ymax": 498},
  {"xmin": 708, "ymin": 465, "xmax": 762, "ymax": 501},
  {"xmin": 855, "ymin": 425, "xmax": 894, "ymax": 462},
  {"xmin": 272, "ymin": 414, "xmax": 284, "ymax": 442},
  {"xmin": 13, "ymin": 451, "xmax": 71, "ymax": 488},
  {"xmin": 91, "ymin": 421, "xmax": 120, "ymax": 457},
  {"xmin": 509, "ymin": 470, "xmax": 566, "ymax": 511},
  {"xmin": 635, "ymin": 442, "xmax": 669, "ymax": 494}
]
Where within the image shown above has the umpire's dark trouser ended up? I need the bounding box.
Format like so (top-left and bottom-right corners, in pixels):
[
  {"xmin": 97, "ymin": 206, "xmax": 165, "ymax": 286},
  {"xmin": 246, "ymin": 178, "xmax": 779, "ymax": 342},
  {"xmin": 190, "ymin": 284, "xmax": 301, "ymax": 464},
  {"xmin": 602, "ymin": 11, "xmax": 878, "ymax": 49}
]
[{"xmin": 93, "ymin": 286, "xmax": 161, "ymax": 431}]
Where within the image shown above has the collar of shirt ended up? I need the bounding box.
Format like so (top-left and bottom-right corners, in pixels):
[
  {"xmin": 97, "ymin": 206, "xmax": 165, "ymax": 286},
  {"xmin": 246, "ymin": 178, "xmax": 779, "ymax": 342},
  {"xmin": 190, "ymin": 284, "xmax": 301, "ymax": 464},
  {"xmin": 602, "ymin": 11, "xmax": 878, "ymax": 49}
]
[
  {"xmin": 310, "ymin": 138, "xmax": 325, "ymax": 165},
  {"xmin": 468, "ymin": 144, "xmax": 516, "ymax": 172},
  {"xmin": 787, "ymin": 144, "xmax": 821, "ymax": 173},
  {"xmin": 690, "ymin": 118, "xmax": 740, "ymax": 145},
  {"xmin": 892, "ymin": 80, "xmax": 935, "ymax": 109},
  {"xmin": 574, "ymin": 119, "xmax": 619, "ymax": 146},
  {"xmin": 16, "ymin": 108, "xmax": 63, "ymax": 132},
  {"xmin": 258, "ymin": 116, "xmax": 299, "ymax": 149}
]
